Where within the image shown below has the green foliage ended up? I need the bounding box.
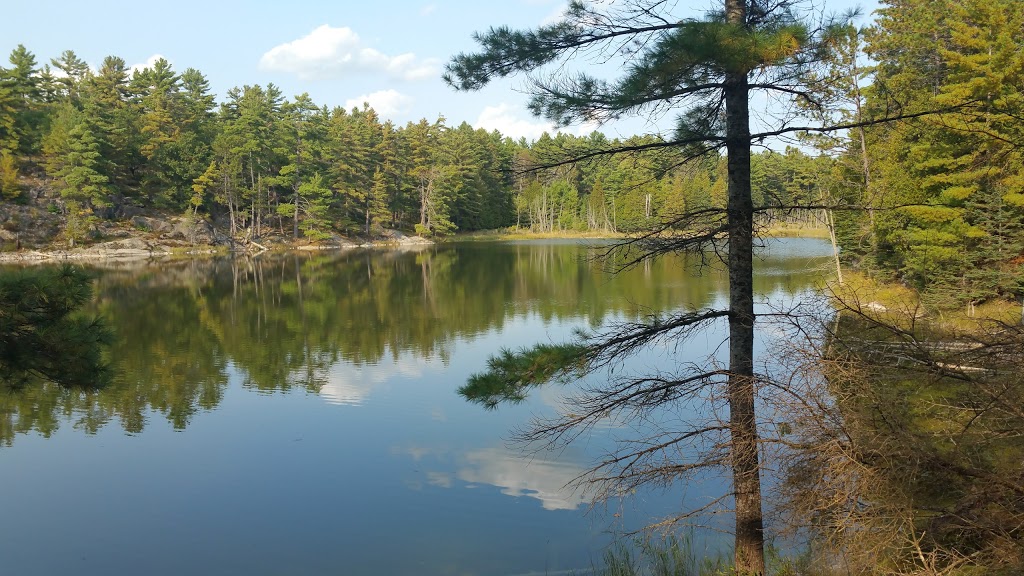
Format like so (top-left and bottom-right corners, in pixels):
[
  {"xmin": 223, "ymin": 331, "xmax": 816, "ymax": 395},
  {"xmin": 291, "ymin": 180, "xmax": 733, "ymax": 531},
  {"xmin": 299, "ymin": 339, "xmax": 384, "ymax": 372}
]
[
  {"xmin": 460, "ymin": 343, "xmax": 589, "ymax": 409},
  {"xmin": 0, "ymin": 45, "xmax": 43, "ymax": 155},
  {"xmin": 0, "ymin": 151, "xmax": 18, "ymax": 200},
  {"xmin": 49, "ymin": 50, "xmax": 89, "ymax": 102},
  {"xmin": 0, "ymin": 81, "xmax": 17, "ymax": 155},
  {"xmin": 862, "ymin": 0, "xmax": 1024, "ymax": 306},
  {"xmin": 56, "ymin": 122, "xmax": 111, "ymax": 209},
  {"xmin": 0, "ymin": 41, "xmax": 836, "ymax": 242},
  {"xmin": 63, "ymin": 199, "xmax": 96, "ymax": 247},
  {"xmin": 295, "ymin": 173, "xmax": 333, "ymax": 240},
  {"xmin": 0, "ymin": 265, "xmax": 112, "ymax": 389}
]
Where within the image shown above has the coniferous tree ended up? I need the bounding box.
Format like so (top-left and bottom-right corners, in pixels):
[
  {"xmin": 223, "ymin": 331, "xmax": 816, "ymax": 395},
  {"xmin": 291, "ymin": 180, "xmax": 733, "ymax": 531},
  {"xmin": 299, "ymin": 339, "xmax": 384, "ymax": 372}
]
[
  {"xmin": 445, "ymin": 1, "xmax": 851, "ymax": 571},
  {"xmin": 0, "ymin": 151, "xmax": 18, "ymax": 200},
  {"xmin": 85, "ymin": 56, "xmax": 136, "ymax": 192},
  {"xmin": 294, "ymin": 173, "xmax": 334, "ymax": 240},
  {"xmin": 865, "ymin": 0, "xmax": 1024, "ymax": 306},
  {"xmin": 274, "ymin": 93, "xmax": 328, "ymax": 239},
  {"xmin": 220, "ymin": 84, "xmax": 284, "ymax": 238},
  {"xmin": 55, "ymin": 121, "xmax": 109, "ymax": 246},
  {"xmin": 49, "ymin": 50, "xmax": 89, "ymax": 104},
  {"xmin": 0, "ymin": 45, "xmax": 41, "ymax": 155},
  {"xmin": 0, "ymin": 81, "xmax": 17, "ymax": 156}
]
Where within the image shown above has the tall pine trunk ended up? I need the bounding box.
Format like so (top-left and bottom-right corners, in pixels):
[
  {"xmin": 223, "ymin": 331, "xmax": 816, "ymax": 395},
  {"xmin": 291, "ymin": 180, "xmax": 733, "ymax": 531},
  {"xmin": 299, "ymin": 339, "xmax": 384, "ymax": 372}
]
[{"xmin": 724, "ymin": 0, "xmax": 764, "ymax": 573}]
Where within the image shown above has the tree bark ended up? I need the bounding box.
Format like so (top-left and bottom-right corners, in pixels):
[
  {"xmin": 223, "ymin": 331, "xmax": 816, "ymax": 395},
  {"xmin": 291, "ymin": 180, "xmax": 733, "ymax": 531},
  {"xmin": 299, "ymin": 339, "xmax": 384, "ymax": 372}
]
[{"xmin": 724, "ymin": 0, "xmax": 764, "ymax": 574}]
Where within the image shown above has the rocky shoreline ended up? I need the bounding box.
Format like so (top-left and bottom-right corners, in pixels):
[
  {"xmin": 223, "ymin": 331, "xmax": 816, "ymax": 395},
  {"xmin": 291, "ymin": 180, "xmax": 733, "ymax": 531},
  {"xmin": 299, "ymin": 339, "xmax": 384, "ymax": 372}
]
[
  {"xmin": 0, "ymin": 224, "xmax": 433, "ymax": 264},
  {"xmin": 0, "ymin": 237, "xmax": 434, "ymax": 264},
  {"xmin": 0, "ymin": 199, "xmax": 436, "ymax": 264}
]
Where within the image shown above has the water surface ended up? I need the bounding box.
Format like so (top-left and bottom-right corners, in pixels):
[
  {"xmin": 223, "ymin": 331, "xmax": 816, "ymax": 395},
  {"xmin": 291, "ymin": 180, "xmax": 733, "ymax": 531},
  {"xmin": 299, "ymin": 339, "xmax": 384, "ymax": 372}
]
[{"xmin": 0, "ymin": 238, "xmax": 833, "ymax": 575}]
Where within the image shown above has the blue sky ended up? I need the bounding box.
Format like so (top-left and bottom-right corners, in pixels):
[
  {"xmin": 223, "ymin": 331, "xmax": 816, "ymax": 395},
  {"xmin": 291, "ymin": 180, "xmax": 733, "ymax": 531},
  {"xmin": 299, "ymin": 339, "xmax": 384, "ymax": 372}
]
[{"xmin": 5, "ymin": 0, "xmax": 879, "ymax": 140}]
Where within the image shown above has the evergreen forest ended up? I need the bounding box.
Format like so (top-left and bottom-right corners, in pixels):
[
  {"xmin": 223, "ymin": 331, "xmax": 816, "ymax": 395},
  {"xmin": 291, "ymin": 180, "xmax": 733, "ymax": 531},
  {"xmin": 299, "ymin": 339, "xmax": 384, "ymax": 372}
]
[
  {"xmin": 1, "ymin": 0, "xmax": 1022, "ymax": 309},
  {"xmin": 2, "ymin": 0, "xmax": 1024, "ymax": 573}
]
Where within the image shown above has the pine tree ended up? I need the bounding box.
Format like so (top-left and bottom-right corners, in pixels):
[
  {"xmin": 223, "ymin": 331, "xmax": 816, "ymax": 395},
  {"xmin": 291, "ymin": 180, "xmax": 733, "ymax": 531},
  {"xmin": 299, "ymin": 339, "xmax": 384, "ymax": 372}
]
[
  {"xmin": 445, "ymin": 2, "xmax": 848, "ymax": 572},
  {"xmin": 0, "ymin": 151, "xmax": 18, "ymax": 200},
  {"xmin": 220, "ymin": 84, "xmax": 285, "ymax": 238},
  {"xmin": 294, "ymin": 173, "xmax": 334, "ymax": 240},
  {"xmin": 56, "ymin": 122, "xmax": 110, "ymax": 246},
  {"xmin": 274, "ymin": 93, "xmax": 328, "ymax": 239},
  {"xmin": 49, "ymin": 50, "xmax": 89, "ymax": 103},
  {"xmin": 81, "ymin": 56, "xmax": 138, "ymax": 195},
  {"xmin": 0, "ymin": 45, "xmax": 41, "ymax": 155},
  {"xmin": 367, "ymin": 168, "xmax": 390, "ymax": 235},
  {"xmin": 0, "ymin": 81, "xmax": 16, "ymax": 155},
  {"xmin": 865, "ymin": 0, "xmax": 1024, "ymax": 305}
]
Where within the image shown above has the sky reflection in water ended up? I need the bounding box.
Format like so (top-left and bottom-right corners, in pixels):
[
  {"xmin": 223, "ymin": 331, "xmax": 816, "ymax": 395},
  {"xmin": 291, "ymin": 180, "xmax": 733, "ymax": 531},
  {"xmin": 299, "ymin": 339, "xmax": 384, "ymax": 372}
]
[{"xmin": 0, "ymin": 239, "xmax": 833, "ymax": 575}]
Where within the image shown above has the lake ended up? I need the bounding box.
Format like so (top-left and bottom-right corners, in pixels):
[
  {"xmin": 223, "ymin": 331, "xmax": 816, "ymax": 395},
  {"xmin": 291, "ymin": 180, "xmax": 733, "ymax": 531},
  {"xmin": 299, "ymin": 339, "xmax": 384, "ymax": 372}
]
[{"xmin": 0, "ymin": 238, "xmax": 834, "ymax": 576}]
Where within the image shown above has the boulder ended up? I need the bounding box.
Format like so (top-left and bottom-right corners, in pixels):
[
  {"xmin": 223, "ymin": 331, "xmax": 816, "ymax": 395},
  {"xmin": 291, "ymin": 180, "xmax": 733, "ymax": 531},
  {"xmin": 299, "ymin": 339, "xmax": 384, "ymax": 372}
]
[
  {"xmin": 131, "ymin": 215, "xmax": 173, "ymax": 234},
  {"xmin": 164, "ymin": 217, "xmax": 224, "ymax": 245}
]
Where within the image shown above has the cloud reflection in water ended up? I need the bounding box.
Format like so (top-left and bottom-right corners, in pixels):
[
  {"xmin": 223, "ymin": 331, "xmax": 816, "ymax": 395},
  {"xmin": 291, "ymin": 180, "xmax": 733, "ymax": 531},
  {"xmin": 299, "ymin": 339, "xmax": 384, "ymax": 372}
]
[
  {"xmin": 457, "ymin": 447, "xmax": 589, "ymax": 510},
  {"xmin": 408, "ymin": 444, "xmax": 592, "ymax": 511}
]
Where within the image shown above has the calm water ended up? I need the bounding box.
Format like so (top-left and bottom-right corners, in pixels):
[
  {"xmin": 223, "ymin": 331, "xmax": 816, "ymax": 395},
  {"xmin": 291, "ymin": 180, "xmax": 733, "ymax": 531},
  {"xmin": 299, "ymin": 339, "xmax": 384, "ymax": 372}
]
[{"xmin": 0, "ymin": 238, "xmax": 833, "ymax": 576}]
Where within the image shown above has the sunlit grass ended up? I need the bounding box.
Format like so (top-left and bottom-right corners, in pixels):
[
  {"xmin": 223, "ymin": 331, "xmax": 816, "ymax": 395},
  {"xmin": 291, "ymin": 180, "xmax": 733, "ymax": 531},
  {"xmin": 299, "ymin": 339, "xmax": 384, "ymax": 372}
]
[
  {"xmin": 452, "ymin": 228, "xmax": 625, "ymax": 241},
  {"xmin": 830, "ymin": 271, "xmax": 1022, "ymax": 334},
  {"xmin": 761, "ymin": 225, "xmax": 830, "ymax": 239}
]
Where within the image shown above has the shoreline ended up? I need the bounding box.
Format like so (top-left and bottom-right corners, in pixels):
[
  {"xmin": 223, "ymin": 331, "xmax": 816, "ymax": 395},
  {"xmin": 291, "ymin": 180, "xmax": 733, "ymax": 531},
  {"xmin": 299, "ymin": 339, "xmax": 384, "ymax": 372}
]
[
  {"xmin": 0, "ymin": 225, "xmax": 831, "ymax": 264},
  {"xmin": 0, "ymin": 235, "xmax": 435, "ymax": 264}
]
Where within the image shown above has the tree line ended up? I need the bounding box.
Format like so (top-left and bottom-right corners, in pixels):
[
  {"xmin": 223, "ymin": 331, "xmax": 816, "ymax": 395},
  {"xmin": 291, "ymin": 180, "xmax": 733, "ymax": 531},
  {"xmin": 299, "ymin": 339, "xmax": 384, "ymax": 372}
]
[
  {"xmin": 822, "ymin": 0, "xmax": 1024, "ymax": 309},
  {"xmin": 3, "ymin": 0, "xmax": 1023, "ymax": 308},
  {"xmin": 0, "ymin": 45, "xmax": 844, "ymax": 247}
]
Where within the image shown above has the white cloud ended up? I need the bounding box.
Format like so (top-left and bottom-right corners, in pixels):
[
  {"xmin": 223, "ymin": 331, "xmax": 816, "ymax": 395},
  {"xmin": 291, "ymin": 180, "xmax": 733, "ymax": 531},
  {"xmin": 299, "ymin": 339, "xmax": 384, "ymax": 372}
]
[
  {"xmin": 129, "ymin": 54, "xmax": 170, "ymax": 75},
  {"xmin": 475, "ymin": 103, "xmax": 554, "ymax": 142},
  {"xmin": 420, "ymin": 3, "xmax": 437, "ymax": 16},
  {"xmin": 540, "ymin": 5, "xmax": 567, "ymax": 25},
  {"xmin": 344, "ymin": 89, "xmax": 414, "ymax": 116},
  {"xmin": 474, "ymin": 103, "xmax": 600, "ymax": 141},
  {"xmin": 260, "ymin": 25, "xmax": 439, "ymax": 82},
  {"xmin": 318, "ymin": 375, "xmax": 372, "ymax": 406}
]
